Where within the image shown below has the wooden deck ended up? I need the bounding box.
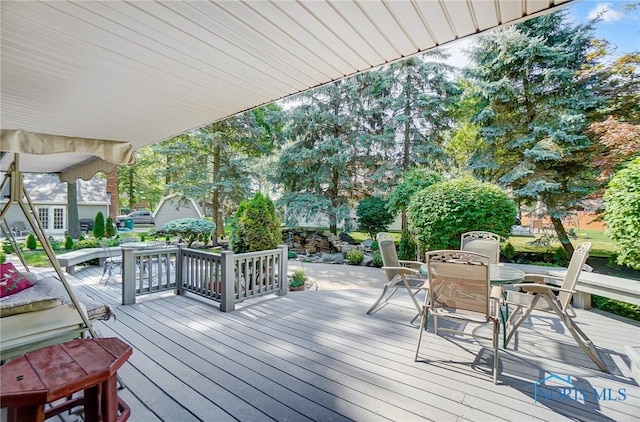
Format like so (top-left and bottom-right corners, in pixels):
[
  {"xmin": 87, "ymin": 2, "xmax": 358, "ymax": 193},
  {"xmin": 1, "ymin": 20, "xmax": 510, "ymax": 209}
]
[{"xmin": 59, "ymin": 266, "xmax": 640, "ymax": 421}]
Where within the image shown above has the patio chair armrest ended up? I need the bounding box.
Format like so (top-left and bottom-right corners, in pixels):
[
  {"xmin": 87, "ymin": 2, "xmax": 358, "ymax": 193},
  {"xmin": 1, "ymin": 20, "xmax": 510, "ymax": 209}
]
[
  {"xmin": 512, "ymin": 283, "xmax": 576, "ymax": 295},
  {"xmin": 398, "ymin": 260, "xmax": 423, "ymax": 269},
  {"xmin": 523, "ymin": 273, "xmax": 563, "ymax": 284},
  {"xmin": 381, "ymin": 266, "xmax": 420, "ymax": 276}
]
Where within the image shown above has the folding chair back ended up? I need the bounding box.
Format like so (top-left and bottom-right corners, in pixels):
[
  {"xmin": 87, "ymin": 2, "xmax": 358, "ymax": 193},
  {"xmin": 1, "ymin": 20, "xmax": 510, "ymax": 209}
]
[
  {"xmin": 366, "ymin": 232, "xmax": 425, "ymax": 315},
  {"xmin": 378, "ymin": 233, "xmax": 400, "ymax": 281},
  {"xmin": 426, "ymin": 251, "xmax": 491, "ymax": 318},
  {"xmin": 558, "ymin": 242, "xmax": 591, "ymax": 311},
  {"xmin": 460, "ymin": 231, "xmax": 500, "ymax": 264}
]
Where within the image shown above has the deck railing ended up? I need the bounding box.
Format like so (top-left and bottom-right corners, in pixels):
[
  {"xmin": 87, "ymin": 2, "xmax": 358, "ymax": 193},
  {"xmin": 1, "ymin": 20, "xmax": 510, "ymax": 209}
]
[{"xmin": 122, "ymin": 244, "xmax": 288, "ymax": 312}]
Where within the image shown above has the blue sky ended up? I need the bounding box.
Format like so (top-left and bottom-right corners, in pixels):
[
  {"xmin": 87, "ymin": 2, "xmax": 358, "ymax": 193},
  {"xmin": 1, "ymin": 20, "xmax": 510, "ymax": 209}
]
[
  {"xmin": 444, "ymin": 0, "xmax": 639, "ymax": 67},
  {"xmin": 569, "ymin": 0, "xmax": 639, "ymax": 54}
]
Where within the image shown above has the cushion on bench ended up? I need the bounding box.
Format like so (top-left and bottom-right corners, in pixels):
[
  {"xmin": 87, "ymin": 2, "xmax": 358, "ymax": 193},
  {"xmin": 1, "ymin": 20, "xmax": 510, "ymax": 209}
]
[{"xmin": 0, "ymin": 297, "xmax": 63, "ymax": 317}]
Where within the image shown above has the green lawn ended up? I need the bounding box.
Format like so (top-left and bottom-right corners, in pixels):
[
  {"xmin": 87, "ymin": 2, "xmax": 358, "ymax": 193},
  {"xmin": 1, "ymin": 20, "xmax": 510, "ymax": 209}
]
[
  {"xmin": 506, "ymin": 229, "xmax": 615, "ymax": 257},
  {"xmin": 348, "ymin": 228, "xmax": 616, "ymax": 256}
]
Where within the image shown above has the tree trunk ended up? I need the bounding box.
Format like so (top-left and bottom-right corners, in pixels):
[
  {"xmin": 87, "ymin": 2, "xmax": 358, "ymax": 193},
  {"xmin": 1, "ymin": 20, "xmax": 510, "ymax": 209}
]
[
  {"xmin": 211, "ymin": 140, "xmax": 221, "ymax": 246},
  {"xmin": 550, "ymin": 215, "xmax": 574, "ymax": 257},
  {"xmin": 128, "ymin": 170, "xmax": 135, "ymax": 209},
  {"xmin": 329, "ymin": 212, "xmax": 337, "ymax": 235},
  {"xmin": 545, "ymin": 196, "xmax": 574, "ymax": 257},
  {"xmin": 67, "ymin": 181, "xmax": 80, "ymax": 239}
]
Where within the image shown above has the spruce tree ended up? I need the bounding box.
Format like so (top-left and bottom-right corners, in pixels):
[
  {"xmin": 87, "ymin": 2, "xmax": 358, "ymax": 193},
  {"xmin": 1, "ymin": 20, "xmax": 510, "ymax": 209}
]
[
  {"xmin": 93, "ymin": 211, "xmax": 106, "ymax": 239},
  {"xmin": 467, "ymin": 11, "xmax": 602, "ymax": 256}
]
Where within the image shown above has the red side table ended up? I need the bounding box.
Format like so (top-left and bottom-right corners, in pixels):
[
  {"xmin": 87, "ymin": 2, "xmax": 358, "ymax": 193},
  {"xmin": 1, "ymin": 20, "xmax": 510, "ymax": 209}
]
[{"xmin": 1, "ymin": 337, "xmax": 132, "ymax": 422}]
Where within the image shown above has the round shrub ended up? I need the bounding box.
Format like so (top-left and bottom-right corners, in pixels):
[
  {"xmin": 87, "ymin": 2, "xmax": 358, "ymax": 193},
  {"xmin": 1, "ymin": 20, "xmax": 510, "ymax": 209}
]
[
  {"xmin": 288, "ymin": 251, "xmax": 298, "ymax": 259},
  {"xmin": 164, "ymin": 218, "xmax": 216, "ymax": 248},
  {"xmin": 346, "ymin": 249, "xmax": 364, "ymax": 265},
  {"xmin": 604, "ymin": 158, "xmax": 640, "ymax": 270},
  {"xmin": 407, "ymin": 178, "xmax": 517, "ymax": 251},
  {"xmin": 26, "ymin": 233, "xmax": 37, "ymax": 250},
  {"xmin": 65, "ymin": 236, "xmax": 74, "ymax": 250},
  {"xmin": 501, "ymin": 242, "xmax": 516, "ymax": 261}
]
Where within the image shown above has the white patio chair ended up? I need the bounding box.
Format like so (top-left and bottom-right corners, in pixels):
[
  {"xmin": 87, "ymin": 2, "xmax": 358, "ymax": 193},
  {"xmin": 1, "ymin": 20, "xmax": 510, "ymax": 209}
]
[
  {"xmin": 461, "ymin": 231, "xmax": 501, "ymax": 264},
  {"xmin": 415, "ymin": 250, "xmax": 502, "ymax": 383},
  {"xmin": 503, "ymin": 242, "xmax": 608, "ymax": 372},
  {"xmin": 99, "ymin": 242, "xmax": 122, "ymax": 284}
]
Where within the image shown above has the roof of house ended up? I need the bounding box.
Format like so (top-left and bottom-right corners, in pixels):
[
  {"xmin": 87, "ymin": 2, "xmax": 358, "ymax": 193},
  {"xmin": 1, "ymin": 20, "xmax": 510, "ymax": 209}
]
[
  {"xmin": 153, "ymin": 193, "xmax": 205, "ymax": 218},
  {"xmin": 0, "ymin": 173, "xmax": 107, "ymax": 204}
]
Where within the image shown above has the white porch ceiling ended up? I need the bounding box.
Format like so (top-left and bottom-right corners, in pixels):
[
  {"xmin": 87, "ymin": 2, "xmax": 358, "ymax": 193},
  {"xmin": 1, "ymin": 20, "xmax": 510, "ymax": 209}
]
[{"xmin": 1, "ymin": 0, "xmax": 574, "ymax": 150}]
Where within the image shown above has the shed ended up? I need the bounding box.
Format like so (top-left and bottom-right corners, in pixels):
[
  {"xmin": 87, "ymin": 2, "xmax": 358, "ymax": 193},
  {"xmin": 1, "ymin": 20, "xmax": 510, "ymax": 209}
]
[{"xmin": 153, "ymin": 194, "xmax": 205, "ymax": 231}]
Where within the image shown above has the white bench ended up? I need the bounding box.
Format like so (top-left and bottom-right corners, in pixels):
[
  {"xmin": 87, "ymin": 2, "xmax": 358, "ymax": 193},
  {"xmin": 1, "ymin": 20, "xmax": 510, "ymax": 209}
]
[
  {"xmin": 548, "ymin": 270, "xmax": 640, "ymax": 309},
  {"xmin": 57, "ymin": 247, "xmax": 120, "ymax": 274},
  {"xmin": 504, "ymin": 263, "xmax": 639, "ymax": 309}
]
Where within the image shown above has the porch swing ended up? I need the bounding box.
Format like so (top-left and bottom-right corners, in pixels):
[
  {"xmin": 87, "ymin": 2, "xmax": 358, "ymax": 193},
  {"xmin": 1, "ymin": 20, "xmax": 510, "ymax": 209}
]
[{"xmin": 0, "ymin": 129, "xmax": 136, "ymax": 361}]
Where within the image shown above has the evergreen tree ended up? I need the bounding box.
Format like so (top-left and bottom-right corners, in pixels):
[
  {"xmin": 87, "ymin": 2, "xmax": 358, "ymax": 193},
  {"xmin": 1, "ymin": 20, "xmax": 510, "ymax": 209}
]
[
  {"xmin": 276, "ymin": 79, "xmax": 364, "ymax": 235},
  {"xmin": 93, "ymin": 211, "xmax": 105, "ymax": 239},
  {"xmin": 230, "ymin": 193, "xmax": 281, "ymax": 253},
  {"xmin": 467, "ymin": 11, "xmax": 602, "ymax": 256}
]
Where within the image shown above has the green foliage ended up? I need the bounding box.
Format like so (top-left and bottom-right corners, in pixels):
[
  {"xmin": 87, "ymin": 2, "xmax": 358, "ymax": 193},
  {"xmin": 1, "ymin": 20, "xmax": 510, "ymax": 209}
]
[
  {"xmin": 356, "ymin": 196, "xmax": 395, "ymax": 240},
  {"xmin": 502, "ymin": 242, "xmax": 516, "ymax": 261},
  {"xmin": 26, "ymin": 233, "xmax": 37, "ymax": 250},
  {"xmin": 407, "ymin": 178, "xmax": 517, "ymax": 251},
  {"xmin": 105, "ymin": 216, "xmax": 116, "ymax": 238},
  {"xmin": 346, "ymin": 249, "xmax": 364, "ymax": 265},
  {"xmin": 467, "ymin": 10, "xmax": 601, "ymax": 254},
  {"xmin": 288, "ymin": 251, "xmax": 298, "ymax": 259},
  {"xmin": 592, "ymin": 296, "xmax": 640, "ymax": 321},
  {"xmin": 2, "ymin": 240, "xmax": 15, "ymax": 254},
  {"xmin": 275, "ymin": 79, "xmax": 368, "ymax": 235},
  {"xmin": 72, "ymin": 239, "xmax": 102, "ymax": 250},
  {"xmin": 398, "ymin": 229, "xmax": 417, "ymax": 261},
  {"xmin": 289, "ymin": 269, "xmax": 307, "ymax": 287},
  {"xmin": 93, "ymin": 211, "xmax": 106, "ymax": 239},
  {"xmin": 0, "ymin": 250, "xmax": 5, "ymax": 263},
  {"xmin": 163, "ymin": 218, "xmax": 216, "ymax": 248},
  {"xmin": 140, "ymin": 234, "xmax": 146, "ymax": 242},
  {"xmin": 230, "ymin": 193, "xmax": 280, "ymax": 253},
  {"xmin": 371, "ymin": 241, "xmax": 379, "ymax": 251},
  {"xmin": 387, "ymin": 168, "xmax": 443, "ymax": 214},
  {"xmin": 604, "ymin": 158, "xmax": 640, "ymax": 269},
  {"xmin": 552, "ymin": 247, "xmax": 569, "ymax": 266},
  {"xmin": 199, "ymin": 232, "xmax": 211, "ymax": 245},
  {"xmin": 65, "ymin": 236, "xmax": 74, "ymax": 250},
  {"xmin": 48, "ymin": 236, "xmax": 61, "ymax": 251},
  {"xmin": 372, "ymin": 250, "xmax": 383, "ymax": 267},
  {"xmin": 79, "ymin": 234, "xmax": 85, "ymax": 242}
]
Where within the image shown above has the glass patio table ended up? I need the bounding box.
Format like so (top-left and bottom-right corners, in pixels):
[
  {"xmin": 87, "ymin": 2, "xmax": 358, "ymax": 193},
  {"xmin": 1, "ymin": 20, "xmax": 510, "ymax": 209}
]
[{"xmin": 419, "ymin": 263, "xmax": 525, "ymax": 285}]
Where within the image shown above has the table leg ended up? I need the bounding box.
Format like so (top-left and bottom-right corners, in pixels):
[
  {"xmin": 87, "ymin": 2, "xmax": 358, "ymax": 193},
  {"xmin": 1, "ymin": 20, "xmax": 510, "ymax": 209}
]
[
  {"xmin": 8, "ymin": 405, "xmax": 45, "ymax": 422},
  {"xmin": 101, "ymin": 375, "xmax": 119, "ymax": 422},
  {"xmin": 84, "ymin": 385, "xmax": 100, "ymax": 422}
]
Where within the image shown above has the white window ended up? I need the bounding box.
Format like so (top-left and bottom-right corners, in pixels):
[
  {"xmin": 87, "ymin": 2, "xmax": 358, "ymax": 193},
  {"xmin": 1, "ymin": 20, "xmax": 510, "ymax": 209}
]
[{"xmin": 38, "ymin": 207, "xmax": 49, "ymax": 230}]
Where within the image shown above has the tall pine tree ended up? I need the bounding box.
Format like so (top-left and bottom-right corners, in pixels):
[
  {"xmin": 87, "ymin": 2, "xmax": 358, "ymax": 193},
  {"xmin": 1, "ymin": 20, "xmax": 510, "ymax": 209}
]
[{"xmin": 467, "ymin": 11, "xmax": 603, "ymax": 256}]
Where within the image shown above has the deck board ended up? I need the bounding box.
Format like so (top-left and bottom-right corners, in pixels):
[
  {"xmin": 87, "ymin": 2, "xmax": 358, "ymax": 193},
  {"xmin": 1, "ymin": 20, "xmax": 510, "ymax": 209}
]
[{"xmin": 44, "ymin": 266, "xmax": 640, "ymax": 421}]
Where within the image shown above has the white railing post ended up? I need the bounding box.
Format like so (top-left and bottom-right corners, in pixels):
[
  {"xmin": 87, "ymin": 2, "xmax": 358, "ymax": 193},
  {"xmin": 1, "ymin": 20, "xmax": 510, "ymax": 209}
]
[
  {"xmin": 121, "ymin": 246, "xmax": 136, "ymax": 305},
  {"xmin": 220, "ymin": 250, "xmax": 235, "ymax": 312},
  {"xmin": 278, "ymin": 244, "xmax": 288, "ymax": 296}
]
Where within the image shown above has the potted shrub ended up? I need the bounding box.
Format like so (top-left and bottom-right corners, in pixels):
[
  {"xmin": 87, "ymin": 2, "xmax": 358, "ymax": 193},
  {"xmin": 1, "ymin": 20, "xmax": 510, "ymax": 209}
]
[{"xmin": 289, "ymin": 269, "xmax": 307, "ymax": 291}]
